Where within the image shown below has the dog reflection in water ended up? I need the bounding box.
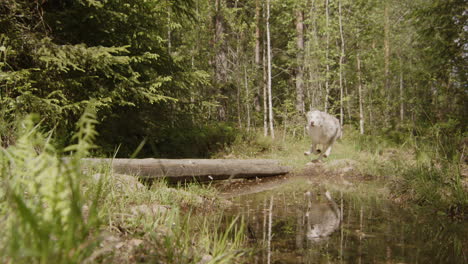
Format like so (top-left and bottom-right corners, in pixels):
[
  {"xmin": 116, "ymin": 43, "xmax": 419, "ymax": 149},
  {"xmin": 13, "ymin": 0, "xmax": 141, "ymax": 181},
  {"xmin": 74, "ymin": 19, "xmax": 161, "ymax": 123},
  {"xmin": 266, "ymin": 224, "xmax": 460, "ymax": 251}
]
[{"xmin": 305, "ymin": 191, "xmax": 341, "ymax": 242}]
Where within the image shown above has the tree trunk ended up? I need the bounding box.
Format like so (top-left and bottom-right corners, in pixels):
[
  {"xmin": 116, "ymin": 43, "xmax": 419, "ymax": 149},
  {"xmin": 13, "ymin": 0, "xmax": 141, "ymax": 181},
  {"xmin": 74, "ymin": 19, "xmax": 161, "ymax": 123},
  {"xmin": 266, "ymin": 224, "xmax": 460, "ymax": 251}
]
[
  {"xmin": 167, "ymin": 6, "xmax": 172, "ymax": 53},
  {"xmin": 369, "ymin": 83, "xmax": 373, "ymax": 129},
  {"xmin": 236, "ymin": 24, "xmax": 242, "ymax": 129},
  {"xmin": 214, "ymin": 0, "xmax": 227, "ymax": 84},
  {"xmin": 295, "ymin": 7, "xmax": 305, "ymax": 114},
  {"xmin": 399, "ymin": 56, "xmax": 404, "ymax": 122},
  {"xmin": 357, "ymin": 52, "xmax": 365, "ymax": 135},
  {"xmin": 237, "ymin": 76, "xmax": 242, "ymax": 128},
  {"xmin": 338, "ymin": 0, "xmax": 345, "ymax": 126},
  {"xmin": 324, "ymin": 0, "xmax": 330, "ymax": 112},
  {"xmin": 263, "ymin": 24, "xmax": 269, "ymax": 137},
  {"xmin": 308, "ymin": 0, "xmax": 321, "ymax": 110},
  {"xmin": 255, "ymin": 0, "xmax": 261, "ymax": 66},
  {"xmin": 245, "ymin": 66, "xmax": 251, "ymax": 131},
  {"xmin": 266, "ymin": 0, "xmax": 274, "ymax": 139},
  {"xmin": 255, "ymin": 0, "xmax": 262, "ymax": 117},
  {"xmin": 214, "ymin": 0, "xmax": 228, "ymax": 121},
  {"xmin": 82, "ymin": 158, "xmax": 290, "ymax": 183},
  {"xmin": 384, "ymin": 3, "xmax": 391, "ymax": 121},
  {"xmin": 345, "ymin": 74, "xmax": 352, "ymax": 121},
  {"xmin": 384, "ymin": 4, "xmax": 390, "ymax": 91}
]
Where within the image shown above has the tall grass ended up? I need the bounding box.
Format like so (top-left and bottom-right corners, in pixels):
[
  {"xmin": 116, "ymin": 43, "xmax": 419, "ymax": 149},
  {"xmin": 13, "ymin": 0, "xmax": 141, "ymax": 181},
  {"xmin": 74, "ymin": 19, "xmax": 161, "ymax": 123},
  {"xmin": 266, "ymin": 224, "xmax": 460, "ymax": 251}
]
[{"xmin": 328, "ymin": 127, "xmax": 467, "ymax": 216}]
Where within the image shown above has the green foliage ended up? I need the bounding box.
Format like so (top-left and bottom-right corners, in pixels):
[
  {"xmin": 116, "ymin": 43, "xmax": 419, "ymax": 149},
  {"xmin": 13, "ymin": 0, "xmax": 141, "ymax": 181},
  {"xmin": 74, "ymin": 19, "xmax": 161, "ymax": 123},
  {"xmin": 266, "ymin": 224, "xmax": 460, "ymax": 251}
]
[
  {"xmin": 345, "ymin": 127, "xmax": 467, "ymax": 217},
  {"xmin": 128, "ymin": 211, "xmax": 246, "ymax": 263},
  {"xmin": 65, "ymin": 103, "xmax": 99, "ymax": 157},
  {"xmin": 0, "ymin": 112, "xmax": 102, "ymax": 263},
  {"xmin": 391, "ymin": 162, "xmax": 467, "ymax": 215},
  {"xmin": 0, "ymin": 113, "xmax": 249, "ymax": 263},
  {"xmin": 0, "ymin": 0, "xmax": 210, "ymax": 155},
  {"xmin": 96, "ymin": 106, "xmax": 238, "ymax": 158}
]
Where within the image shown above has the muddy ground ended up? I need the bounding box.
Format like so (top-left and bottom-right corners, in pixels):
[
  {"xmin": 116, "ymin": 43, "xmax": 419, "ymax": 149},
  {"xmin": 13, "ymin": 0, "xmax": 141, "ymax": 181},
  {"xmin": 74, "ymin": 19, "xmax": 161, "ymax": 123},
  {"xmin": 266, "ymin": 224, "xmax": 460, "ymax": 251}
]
[{"xmin": 214, "ymin": 159, "xmax": 370, "ymax": 199}]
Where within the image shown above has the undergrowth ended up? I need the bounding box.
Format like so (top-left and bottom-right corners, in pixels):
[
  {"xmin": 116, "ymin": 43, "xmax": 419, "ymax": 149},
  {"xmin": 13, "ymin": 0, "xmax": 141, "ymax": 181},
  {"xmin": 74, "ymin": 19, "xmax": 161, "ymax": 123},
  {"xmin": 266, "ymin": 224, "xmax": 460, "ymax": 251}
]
[
  {"xmin": 0, "ymin": 110, "xmax": 248, "ymax": 263},
  {"xmin": 0, "ymin": 111, "xmax": 102, "ymax": 263}
]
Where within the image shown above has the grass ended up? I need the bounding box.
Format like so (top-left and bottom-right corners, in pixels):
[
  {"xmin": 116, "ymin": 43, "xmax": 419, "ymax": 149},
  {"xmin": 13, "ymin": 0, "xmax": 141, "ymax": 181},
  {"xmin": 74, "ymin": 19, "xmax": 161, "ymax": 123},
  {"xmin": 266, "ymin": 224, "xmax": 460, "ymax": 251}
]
[
  {"xmin": 216, "ymin": 128, "xmax": 313, "ymax": 169},
  {"xmin": 0, "ymin": 114, "xmax": 248, "ymax": 263}
]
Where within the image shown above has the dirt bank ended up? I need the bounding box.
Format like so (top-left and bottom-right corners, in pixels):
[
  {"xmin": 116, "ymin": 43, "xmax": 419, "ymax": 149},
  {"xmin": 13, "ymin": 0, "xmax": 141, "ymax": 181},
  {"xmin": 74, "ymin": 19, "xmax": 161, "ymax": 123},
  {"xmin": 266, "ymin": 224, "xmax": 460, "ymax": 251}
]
[{"xmin": 215, "ymin": 159, "xmax": 374, "ymax": 198}]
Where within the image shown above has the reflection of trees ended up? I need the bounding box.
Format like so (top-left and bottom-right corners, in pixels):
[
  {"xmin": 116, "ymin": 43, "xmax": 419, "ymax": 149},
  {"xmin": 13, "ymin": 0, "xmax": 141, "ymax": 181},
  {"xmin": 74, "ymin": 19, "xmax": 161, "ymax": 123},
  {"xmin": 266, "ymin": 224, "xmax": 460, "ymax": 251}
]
[
  {"xmin": 235, "ymin": 189, "xmax": 466, "ymax": 264},
  {"xmin": 337, "ymin": 198, "xmax": 467, "ymax": 264},
  {"xmin": 261, "ymin": 190, "xmax": 342, "ymax": 262},
  {"xmin": 267, "ymin": 196, "xmax": 273, "ymax": 264}
]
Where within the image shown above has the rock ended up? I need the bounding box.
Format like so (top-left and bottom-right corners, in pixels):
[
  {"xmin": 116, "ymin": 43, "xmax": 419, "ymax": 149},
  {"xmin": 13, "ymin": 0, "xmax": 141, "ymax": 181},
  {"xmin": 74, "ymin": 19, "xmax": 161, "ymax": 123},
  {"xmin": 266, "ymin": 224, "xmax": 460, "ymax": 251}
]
[
  {"xmin": 197, "ymin": 254, "xmax": 213, "ymax": 264},
  {"xmin": 327, "ymin": 159, "xmax": 358, "ymax": 175},
  {"xmin": 341, "ymin": 179, "xmax": 353, "ymax": 186},
  {"xmin": 100, "ymin": 234, "xmax": 121, "ymax": 247},
  {"xmin": 93, "ymin": 173, "xmax": 146, "ymax": 192},
  {"xmin": 82, "ymin": 205, "xmax": 89, "ymax": 222},
  {"xmin": 162, "ymin": 187, "xmax": 205, "ymax": 205},
  {"xmin": 327, "ymin": 159, "xmax": 357, "ymax": 168},
  {"xmin": 340, "ymin": 166, "xmax": 354, "ymax": 173},
  {"xmin": 461, "ymin": 164, "xmax": 468, "ymax": 192},
  {"xmin": 306, "ymin": 160, "xmax": 322, "ymax": 166},
  {"xmin": 130, "ymin": 204, "xmax": 170, "ymax": 217},
  {"xmin": 128, "ymin": 238, "xmax": 143, "ymax": 248}
]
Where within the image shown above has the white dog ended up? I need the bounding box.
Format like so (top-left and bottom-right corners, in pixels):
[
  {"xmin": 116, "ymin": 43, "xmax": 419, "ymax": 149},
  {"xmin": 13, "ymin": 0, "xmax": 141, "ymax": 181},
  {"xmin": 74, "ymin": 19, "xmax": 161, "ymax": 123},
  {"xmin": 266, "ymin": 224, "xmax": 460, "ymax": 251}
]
[{"xmin": 304, "ymin": 110, "xmax": 342, "ymax": 161}]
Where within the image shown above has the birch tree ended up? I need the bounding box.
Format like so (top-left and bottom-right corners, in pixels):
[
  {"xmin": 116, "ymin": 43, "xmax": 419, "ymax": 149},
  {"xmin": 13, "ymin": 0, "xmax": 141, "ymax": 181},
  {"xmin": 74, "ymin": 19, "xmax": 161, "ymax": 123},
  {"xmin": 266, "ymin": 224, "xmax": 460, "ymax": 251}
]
[
  {"xmin": 357, "ymin": 51, "xmax": 364, "ymax": 135},
  {"xmin": 399, "ymin": 55, "xmax": 404, "ymax": 122},
  {"xmin": 214, "ymin": 0, "xmax": 228, "ymax": 120},
  {"xmin": 338, "ymin": 0, "xmax": 346, "ymax": 125},
  {"xmin": 295, "ymin": 3, "xmax": 305, "ymax": 114},
  {"xmin": 266, "ymin": 0, "xmax": 274, "ymax": 138},
  {"xmin": 324, "ymin": 0, "xmax": 330, "ymax": 112},
  {"xmin": 263, "ymin": 2, "xmax": 269, "ymax": 137}
]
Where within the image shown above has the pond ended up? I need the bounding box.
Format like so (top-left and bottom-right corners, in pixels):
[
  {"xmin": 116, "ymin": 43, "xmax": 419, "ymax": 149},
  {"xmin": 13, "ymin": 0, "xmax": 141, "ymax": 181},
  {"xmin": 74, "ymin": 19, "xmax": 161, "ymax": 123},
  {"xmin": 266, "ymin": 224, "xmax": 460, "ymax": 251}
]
[{"xmin": 220, "ymin": 176, "xmax": 467, "ymax": 264}]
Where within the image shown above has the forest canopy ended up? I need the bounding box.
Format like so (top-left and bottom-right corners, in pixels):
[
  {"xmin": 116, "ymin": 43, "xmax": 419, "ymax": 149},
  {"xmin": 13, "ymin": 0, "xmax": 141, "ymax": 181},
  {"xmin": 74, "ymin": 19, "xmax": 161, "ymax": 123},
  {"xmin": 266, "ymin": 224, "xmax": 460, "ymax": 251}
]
[{"xmin": 1, "ymin": 0, "xmax": 466, "ymax": 158}]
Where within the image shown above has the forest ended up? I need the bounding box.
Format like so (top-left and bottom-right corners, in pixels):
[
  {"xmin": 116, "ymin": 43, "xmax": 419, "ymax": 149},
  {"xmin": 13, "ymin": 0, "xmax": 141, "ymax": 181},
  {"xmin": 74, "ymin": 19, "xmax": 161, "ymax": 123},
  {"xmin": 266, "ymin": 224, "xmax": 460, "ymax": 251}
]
[
  {"xmin": 0, "ymin": 0, "xmax": 466, "ymax": 263},
  {"xmin": 1, "ymin": 0, "xmax": 465, "ymax": 156}
]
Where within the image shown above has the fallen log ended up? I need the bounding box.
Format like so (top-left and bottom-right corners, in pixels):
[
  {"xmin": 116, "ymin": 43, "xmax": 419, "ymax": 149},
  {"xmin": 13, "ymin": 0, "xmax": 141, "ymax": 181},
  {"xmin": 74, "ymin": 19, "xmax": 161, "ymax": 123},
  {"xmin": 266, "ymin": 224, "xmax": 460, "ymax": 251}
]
[{"xmin": 82, "ymin": 158, "xmax": 290, "ymax": 183}]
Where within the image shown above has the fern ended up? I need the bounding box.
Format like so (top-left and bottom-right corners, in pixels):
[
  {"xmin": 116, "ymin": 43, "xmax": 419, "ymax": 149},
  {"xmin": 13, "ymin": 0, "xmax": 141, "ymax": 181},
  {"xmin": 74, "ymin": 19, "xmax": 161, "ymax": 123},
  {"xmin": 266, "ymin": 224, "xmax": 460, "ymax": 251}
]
[
  {"xmin": 0, "ymin": 109, "xmax": 102, "ymax": 263},
  {"xmin": 64, "ymin": 103, "xmax": 99, "ymax": 158}
]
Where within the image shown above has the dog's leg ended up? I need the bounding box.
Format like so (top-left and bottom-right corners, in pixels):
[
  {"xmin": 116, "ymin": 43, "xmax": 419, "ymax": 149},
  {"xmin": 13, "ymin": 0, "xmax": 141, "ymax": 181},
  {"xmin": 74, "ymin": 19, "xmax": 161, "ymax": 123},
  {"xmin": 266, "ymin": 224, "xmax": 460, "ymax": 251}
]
[
  {"xmin": 323, "ymin": 145, "xmax": 332, "ymax": 158},
  {"xmin": 314, "ymin": 144, "xmax": 330, "ymax": 160},
  {"xmin": 304, "ymin": 143, "xmax": 317, "ymax": 156}
]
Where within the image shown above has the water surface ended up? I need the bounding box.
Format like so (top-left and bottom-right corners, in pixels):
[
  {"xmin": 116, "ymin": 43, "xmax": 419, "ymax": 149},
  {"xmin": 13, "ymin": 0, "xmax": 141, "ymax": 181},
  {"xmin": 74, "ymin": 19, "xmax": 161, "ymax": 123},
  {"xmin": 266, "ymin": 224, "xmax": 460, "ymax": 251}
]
[{"xmin": 222, "ymin": 177, "xmax": 467, "ymax": 264}]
